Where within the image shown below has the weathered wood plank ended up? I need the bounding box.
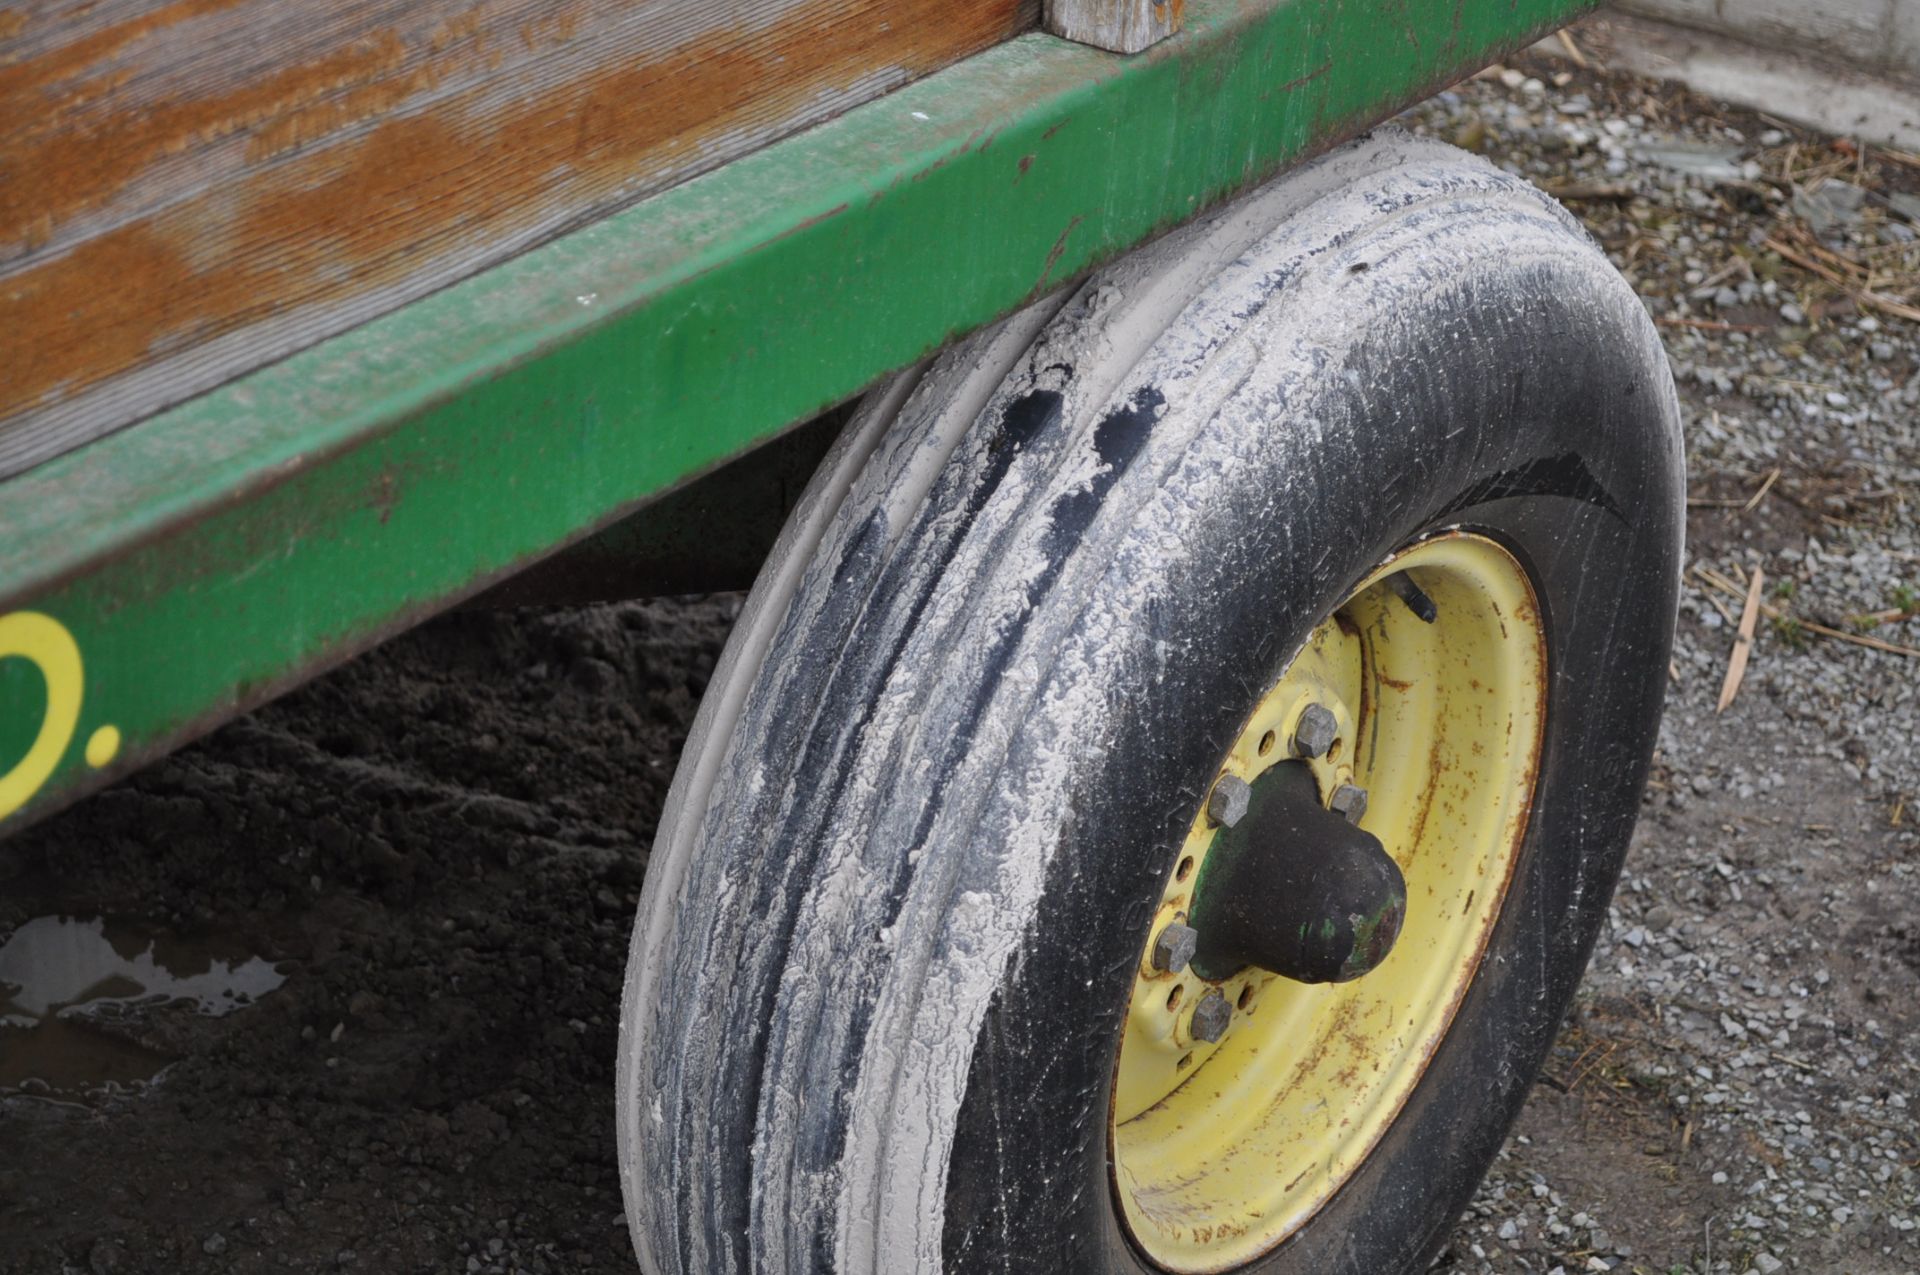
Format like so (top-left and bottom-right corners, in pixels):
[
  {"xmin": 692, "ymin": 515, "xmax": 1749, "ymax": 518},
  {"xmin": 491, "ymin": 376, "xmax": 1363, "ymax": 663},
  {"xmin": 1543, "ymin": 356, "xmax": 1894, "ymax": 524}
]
[
  {"xmin": 1046, "ymin": 0, "xmax": 1182, "ymax": 54},
  {"xmin": 0, "ymin": 0, "xmax": 1035, "ymax": 479}
]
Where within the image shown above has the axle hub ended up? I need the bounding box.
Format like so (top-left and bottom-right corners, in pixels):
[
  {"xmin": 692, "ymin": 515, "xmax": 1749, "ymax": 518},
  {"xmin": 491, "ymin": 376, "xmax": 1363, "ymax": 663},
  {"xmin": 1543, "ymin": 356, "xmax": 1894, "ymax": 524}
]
[{"xmin": 1188, "ymin": 762, "xmax": 1405, "ymax": 984}]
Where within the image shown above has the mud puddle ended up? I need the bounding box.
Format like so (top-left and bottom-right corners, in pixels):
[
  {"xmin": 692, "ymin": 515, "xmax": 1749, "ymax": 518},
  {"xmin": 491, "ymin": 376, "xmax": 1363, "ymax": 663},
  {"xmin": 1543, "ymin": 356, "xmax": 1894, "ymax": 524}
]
[{"xmin": 0, "ymin": 914, "xmax": 285, "ymax": 1106}]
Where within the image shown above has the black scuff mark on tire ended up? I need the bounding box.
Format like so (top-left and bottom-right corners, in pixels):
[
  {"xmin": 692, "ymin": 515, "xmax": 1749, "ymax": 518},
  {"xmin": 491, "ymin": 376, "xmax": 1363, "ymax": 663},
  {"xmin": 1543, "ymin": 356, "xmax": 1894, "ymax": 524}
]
[
  {"xmin": 1040, "ymin": 387, "xmax": 1166, "ymax": 566},
  {"xmin": 994, "ymin": 385, "xmax": 1067, "ymax": 458},
  {"xmin": 827, "ymin": 509, "xmax": 890, "ymax": 593}
]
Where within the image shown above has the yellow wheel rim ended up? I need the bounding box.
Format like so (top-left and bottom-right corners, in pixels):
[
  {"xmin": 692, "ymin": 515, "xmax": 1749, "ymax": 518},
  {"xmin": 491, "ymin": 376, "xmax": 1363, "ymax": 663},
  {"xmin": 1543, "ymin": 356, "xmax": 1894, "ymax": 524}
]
[{"xmin": 1109, "ymin": 532, "xmax": 1547, "ymax": 1271}]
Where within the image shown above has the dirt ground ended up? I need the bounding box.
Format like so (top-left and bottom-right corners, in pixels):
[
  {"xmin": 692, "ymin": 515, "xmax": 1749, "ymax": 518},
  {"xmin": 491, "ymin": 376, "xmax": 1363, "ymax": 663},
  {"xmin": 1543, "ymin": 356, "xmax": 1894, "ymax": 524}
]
[{"xmin": 3, "ymin": 25, "xmax": 1917, "ymax": 1275}]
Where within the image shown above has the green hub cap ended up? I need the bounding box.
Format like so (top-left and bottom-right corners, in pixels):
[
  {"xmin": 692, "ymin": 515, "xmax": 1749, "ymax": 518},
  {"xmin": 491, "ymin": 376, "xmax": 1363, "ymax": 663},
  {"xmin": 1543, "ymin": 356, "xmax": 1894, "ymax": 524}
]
[{"xmin": 1187, "ymin": 761, "xmax": 1406, "ymax": 985}]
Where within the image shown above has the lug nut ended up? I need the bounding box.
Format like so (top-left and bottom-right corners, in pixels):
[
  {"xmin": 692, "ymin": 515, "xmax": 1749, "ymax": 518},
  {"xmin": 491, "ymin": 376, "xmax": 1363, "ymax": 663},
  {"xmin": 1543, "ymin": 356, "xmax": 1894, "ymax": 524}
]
[
  {"xmin": 1329, "ymin": 782, "xmax": 1369, "ymax": 824},
  {"xmin": 1292, "ymin": 703, "xmax": 1338, "ymax": 759},
  {"xmin": 1151, "ymin": 922, "xmax": 1199, "ymax": 973},
  {"xmin": 1189, "ymin": 989, "xmax": 1232, "ymax": 1043},
  {"xmin": 1206, "ymin": 774, "xmax": 1251, "ymax": 828}
]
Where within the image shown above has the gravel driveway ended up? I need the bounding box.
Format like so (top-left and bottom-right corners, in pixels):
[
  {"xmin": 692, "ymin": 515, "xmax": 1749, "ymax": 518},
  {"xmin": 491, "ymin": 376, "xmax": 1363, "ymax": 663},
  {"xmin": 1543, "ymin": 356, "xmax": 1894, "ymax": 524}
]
[{"xmin": 3, "ymin": 22, "xmax": 1916, "ymax": 1275}]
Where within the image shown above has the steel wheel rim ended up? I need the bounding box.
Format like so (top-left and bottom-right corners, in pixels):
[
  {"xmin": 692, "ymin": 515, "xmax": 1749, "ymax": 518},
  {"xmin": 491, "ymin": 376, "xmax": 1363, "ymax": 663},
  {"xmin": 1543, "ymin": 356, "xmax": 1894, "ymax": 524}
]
[{"xmin": 1109, "ymin": 531, "xmax": 1548, "ymax": 1272}]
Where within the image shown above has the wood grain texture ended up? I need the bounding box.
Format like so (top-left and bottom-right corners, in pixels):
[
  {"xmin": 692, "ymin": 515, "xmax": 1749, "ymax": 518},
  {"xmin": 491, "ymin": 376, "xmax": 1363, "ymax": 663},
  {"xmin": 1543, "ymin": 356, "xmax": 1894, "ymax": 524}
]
[
  {"xmin": 1045, "ymin": 0, "xmax": 1181, "ymax": 54},
  {"xmin": 0, "ymin": 0, "xmax": 1035, "ymax": 479}
]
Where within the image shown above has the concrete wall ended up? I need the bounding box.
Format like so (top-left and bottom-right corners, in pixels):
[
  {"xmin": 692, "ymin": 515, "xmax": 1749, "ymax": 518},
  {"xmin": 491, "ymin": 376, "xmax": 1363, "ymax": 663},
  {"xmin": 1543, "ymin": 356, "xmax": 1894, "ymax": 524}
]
[{"xmin": 1618, "ymin": 0, "xmax": 1920, "ymax": 86}]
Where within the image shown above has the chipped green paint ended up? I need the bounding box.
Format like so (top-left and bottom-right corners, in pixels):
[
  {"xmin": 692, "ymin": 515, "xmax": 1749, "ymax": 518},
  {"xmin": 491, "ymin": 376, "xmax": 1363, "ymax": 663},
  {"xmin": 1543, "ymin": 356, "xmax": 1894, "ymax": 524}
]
[
  {"xmin": 1340, "ymin": 896, "xmax": 1408, "ymax": 982},
  {"xmin": 0, "ymin": 0, "xmax": 1595, "ymax": 831}
]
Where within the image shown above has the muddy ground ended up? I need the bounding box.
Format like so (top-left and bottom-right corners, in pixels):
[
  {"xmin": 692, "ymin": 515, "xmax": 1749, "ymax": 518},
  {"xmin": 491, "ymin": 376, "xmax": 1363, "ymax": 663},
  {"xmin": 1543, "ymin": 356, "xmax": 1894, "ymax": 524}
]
[{"xmin": 3, "ymin": 25, "xmax": 1917, "ymax": 1275}]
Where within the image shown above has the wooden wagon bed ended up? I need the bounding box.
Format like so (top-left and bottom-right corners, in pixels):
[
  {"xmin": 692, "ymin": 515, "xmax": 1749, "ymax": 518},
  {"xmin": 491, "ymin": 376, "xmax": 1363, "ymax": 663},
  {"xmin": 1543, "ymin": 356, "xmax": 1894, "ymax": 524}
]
[{"xmin": 1, "ymin": 0, "xmax": 1036, "ymax": 479}]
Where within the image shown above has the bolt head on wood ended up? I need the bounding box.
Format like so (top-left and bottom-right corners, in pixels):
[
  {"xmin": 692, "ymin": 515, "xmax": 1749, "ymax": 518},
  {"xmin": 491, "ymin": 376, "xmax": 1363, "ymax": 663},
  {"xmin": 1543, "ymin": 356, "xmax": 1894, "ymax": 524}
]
[
  {"xmin": 1292, "ymin": 703, "xmax": 1338, "ymax": 758},
  {"xmin": 1151, "ymin": 922, "xmax": 1199, "ymax": 973},
  {"xmin": 1329, "ymin": 782, "xmax": 1369, "ymax": 824},
  {"xmin": 1206, "ymin": 773, "xmax": 1251, "ymax": 827},
  {"xmin": 1189, "ymin": 989, "xmax": 1232, "ymax": 1043}
]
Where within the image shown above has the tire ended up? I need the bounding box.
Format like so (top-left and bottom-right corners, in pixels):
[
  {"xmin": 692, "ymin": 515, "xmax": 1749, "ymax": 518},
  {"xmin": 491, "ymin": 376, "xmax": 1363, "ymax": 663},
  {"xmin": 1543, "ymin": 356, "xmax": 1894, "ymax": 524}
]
[{"xmin": 616, "ymin": 129, "xmax": 1682, "ymax": 1275}]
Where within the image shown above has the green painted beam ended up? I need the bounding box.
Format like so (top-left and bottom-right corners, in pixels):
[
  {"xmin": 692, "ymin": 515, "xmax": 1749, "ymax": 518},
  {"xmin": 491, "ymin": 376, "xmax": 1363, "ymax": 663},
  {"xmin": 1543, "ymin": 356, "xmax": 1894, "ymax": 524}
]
[{"xmin": 0, "ymin": 0, "xmax": 1594, "ymax": 832}]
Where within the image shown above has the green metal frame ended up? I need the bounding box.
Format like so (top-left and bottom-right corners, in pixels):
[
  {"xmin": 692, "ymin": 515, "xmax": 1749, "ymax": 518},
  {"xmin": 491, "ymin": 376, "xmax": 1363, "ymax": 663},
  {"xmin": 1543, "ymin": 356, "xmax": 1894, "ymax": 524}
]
[{"xmin": 0, "ymin": 0, "xmax": 1592, "ymax": 832}]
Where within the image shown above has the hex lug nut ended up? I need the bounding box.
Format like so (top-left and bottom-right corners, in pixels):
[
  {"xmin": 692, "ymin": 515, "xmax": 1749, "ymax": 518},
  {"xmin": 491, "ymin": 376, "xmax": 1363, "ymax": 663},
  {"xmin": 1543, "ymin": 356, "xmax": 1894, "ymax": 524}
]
[
  {"xmin": 1189, "ymin": 989, "xmax": 1232, "ymax": 1043},
  {"xmin": 1151, "ymin": 922, "xmax": 1199, "ymax": 973},
  {"xmin": 1329, "ymin": 782, "xmax": 1369, "ymax": 824},
  {"xmin": 1293, "ymin": 703, "xmax": 1338, "ymax": 758},
  {"xmin": 1206, "ymin": 773, "xmax": 1251, "ymax": 828}
]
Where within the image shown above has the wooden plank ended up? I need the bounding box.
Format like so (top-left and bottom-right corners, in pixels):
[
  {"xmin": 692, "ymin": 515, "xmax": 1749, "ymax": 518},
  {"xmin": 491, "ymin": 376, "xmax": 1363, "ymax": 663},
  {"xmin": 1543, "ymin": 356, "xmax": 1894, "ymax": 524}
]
[
  {"xmin": 0, "ymin": 0, "xmax": 1035, "ymax": 479},
  {"xmin": 1046, "ymin": 0, "xmax": 1182, "ymax": 54}
]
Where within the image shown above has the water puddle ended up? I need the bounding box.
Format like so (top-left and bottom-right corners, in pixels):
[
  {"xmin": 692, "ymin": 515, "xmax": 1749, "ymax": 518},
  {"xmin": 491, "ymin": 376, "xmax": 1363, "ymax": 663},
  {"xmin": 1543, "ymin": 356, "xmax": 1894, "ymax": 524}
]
[{"xmin": 0, "ymin": 914, "xmax": 287, "ymax": 1107}]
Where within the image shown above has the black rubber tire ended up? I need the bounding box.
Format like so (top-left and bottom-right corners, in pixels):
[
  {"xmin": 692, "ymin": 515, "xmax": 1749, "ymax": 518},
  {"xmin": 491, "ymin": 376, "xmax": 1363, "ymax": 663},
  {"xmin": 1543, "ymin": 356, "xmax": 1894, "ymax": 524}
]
[{"xmin": 617, "ymin": 129, "xmax": 1682, "ymax": 1275}]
